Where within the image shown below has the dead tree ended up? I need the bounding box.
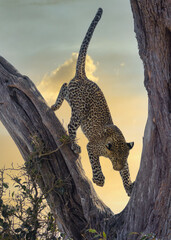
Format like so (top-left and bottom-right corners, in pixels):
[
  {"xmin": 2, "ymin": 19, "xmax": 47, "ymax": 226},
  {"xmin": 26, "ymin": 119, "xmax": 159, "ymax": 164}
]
[{"xmin": 0, "ymin": 1, "xmax": 170, "ymax": 239}]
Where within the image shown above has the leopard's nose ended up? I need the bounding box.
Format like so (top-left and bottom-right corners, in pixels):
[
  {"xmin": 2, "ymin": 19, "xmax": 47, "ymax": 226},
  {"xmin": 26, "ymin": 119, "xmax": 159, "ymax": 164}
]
[{"xmin": 113, "ymin": 163, "xmax": 124, "ymax": 171}]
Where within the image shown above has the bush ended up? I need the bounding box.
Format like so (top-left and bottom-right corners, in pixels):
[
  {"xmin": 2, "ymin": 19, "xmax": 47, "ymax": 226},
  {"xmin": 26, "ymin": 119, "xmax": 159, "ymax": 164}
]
[{"xmin": 0, "ymin": 165, "xmax": 66, "ymax": 240}]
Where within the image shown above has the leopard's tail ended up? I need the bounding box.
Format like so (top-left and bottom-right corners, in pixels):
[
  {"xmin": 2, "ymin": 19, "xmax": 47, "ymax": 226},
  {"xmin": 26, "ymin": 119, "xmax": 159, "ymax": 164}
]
[{"xmin": 75, "ymin": 8, "xmax": 103, "ymax": 79}]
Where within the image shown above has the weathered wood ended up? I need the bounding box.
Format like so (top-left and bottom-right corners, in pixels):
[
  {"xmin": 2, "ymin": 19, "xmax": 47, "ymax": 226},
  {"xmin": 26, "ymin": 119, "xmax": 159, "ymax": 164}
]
[
  {"xmin": 107, "ymin": 1, "xmax": 171, "ymax": 239},
  {"xmin": 0, "ymin": 1, "xmax": 171, "ymax": 239},
  {"xmin": 0, "ymin": 56, "xmax": 113, "ymax": 240},
  {"xmin": 111, "ymin": 0, "xmax": 171, "ymax": 239}
]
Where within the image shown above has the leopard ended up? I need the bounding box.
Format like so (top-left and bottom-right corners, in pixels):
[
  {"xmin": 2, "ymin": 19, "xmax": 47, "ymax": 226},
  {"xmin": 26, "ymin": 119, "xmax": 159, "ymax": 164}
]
[{"xmin": 51, "ymin": 8, "xmax": 134, "ymax": 196}]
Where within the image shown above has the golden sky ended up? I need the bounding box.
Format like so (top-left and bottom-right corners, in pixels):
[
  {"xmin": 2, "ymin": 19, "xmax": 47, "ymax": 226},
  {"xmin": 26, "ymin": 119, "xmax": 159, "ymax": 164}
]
[{"xmin": 0, "ymin": 0, "xmax": 147, "ymax": 214}]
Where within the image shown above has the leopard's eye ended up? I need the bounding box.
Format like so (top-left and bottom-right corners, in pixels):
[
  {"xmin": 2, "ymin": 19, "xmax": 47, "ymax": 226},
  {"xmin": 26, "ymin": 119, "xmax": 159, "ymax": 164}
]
[{"xmin": 106, "ymin": 143, "xmax": 112, "ymax": 150}]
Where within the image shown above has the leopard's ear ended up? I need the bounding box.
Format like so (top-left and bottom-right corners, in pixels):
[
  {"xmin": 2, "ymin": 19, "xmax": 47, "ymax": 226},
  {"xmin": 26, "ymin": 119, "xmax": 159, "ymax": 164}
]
[{"xmin": 127, "ymin": 142, "xmax": 134, "ymax": 150}]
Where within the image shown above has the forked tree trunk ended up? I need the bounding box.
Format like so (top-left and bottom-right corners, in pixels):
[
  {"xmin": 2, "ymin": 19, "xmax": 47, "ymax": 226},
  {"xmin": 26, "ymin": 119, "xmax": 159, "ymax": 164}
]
[{"xmin": 0, "ymin": 1, "xmax": 170, "ymax": 239}]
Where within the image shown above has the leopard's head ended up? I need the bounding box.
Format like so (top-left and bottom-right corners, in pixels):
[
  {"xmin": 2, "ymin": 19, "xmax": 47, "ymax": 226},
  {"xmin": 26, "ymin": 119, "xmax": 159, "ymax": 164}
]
[{"xmin": 103, "ymin": 125, "xmax": 134, "ymax": 171}]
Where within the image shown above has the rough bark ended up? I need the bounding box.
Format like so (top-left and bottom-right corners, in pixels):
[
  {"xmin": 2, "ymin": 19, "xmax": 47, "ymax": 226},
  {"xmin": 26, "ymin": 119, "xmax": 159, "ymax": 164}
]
[
  {"xmin": 0, "ymin": 57, "xmax": 113, "ymax": 239},
  {"xmin": 107, "ymin": 0, "xmax": 171, "ymax": 239},
  {"xmin": 0, "ymin": 0, "xmax": 171, "ymax": 239},
  {"xmin": 126, "ymin": 0, "xmax": 171, "ymax": 238}
]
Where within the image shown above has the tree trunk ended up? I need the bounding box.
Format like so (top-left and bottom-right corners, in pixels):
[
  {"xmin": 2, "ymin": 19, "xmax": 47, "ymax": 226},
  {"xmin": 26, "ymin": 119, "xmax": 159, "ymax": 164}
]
[
  {"xmin": 0, "ymin": 56, "xmax": 114, "ymax": 239},
  {"xmin": 0, "ymin": 1, "xmax": 170, "ymax": 239}
]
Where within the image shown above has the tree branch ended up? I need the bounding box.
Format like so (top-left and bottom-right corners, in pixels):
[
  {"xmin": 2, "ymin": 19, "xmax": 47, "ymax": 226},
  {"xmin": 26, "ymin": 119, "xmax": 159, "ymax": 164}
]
[{"xmin": 0, "ymin": 56, "xmax": 113, "ymax": 239}]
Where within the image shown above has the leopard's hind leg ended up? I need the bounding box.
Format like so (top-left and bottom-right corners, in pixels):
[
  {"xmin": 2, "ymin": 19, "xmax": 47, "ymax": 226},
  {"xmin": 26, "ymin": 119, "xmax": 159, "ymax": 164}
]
[
  {"xmin": 120, "ymin": 162, "xmax": 134, "ymax": 196},
  {"xmin": 51, "ymin": 83, "xmax": 68, "ymax": 111},
  {"xmin": 68, "ymin": 109, "xmax": 82, "ymax": 154}
]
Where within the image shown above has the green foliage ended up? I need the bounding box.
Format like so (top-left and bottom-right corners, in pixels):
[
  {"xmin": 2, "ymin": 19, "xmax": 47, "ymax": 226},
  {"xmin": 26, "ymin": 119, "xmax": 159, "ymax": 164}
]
[
  {"xmin": 30, "ymin": 134, "xmax": 45, "ymax": 157},
  {"xmin": 2, "ymin": 183, "xmax": 8, "ymax": 189},
  {"xmin": 29, "ymin": 132, "xmax": 71, "ymax": 158},
  {"xmin": 0, "ymin": 167, "xmax": 66, "ymax": 240},
  {"xmin": 59, "ymin": 134, "xmax": 70, "ymax": 145},
  {"xmin": 129, "ymin": 232, "xmax": 160, "ymax": 240},
  {"xmin": 87, "ymin": 228, "xmax": 107, "ymax": 240}
]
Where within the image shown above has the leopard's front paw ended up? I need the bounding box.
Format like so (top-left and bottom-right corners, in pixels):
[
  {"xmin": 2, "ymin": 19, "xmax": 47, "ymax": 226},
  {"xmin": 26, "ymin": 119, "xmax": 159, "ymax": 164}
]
[
  {"xmin": 71, "ymin": 143, "xmax": 81, "ymax": 154},
  {"xmin": 51, "ymin": 104, "xmax": 58, "ymax": 111},
  {"xmin": 93, "ymin": 173, "xmax": 105, "ymax": 187}
]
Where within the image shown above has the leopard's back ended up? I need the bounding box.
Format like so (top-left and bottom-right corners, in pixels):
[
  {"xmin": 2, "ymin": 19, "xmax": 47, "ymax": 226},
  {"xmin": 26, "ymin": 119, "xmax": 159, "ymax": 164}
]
[{"xmin": 68, "ymin": 78, "xmax": 113, "ymax": 141}]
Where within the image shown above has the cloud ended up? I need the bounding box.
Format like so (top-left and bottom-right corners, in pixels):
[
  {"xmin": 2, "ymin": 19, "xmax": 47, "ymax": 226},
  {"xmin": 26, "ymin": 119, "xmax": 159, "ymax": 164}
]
[
  {"xmin": 0, "ymin": 0, "xmax": 73, "ymax": 7},
  {"xmin": 37, "ymin": 52, "xmax": 98, "ymax": 104}
]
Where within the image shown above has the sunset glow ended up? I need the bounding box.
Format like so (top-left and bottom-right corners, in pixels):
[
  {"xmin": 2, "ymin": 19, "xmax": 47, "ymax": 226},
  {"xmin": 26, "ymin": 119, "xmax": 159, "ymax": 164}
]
[{"xmin": 0, "ymin": 0, "xmax": 147, "ymax": 214}]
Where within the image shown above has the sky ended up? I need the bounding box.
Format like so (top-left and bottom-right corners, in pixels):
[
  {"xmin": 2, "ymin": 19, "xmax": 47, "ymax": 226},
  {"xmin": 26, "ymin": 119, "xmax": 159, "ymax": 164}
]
[{"xmin": 0, "ymin": 0, "xmax": 147, "ymax": 214}]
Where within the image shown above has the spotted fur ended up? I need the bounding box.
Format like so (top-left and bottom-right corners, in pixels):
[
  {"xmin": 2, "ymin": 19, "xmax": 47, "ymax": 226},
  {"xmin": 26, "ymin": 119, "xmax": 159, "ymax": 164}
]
[{"xmin": 51, "ymin": 8, "xmax": 134, "ymax": 196}]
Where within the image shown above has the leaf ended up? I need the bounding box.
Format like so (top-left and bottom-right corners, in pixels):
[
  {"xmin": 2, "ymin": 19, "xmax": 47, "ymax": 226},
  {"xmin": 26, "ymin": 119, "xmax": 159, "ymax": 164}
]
[
  {"xmin": 0, "ymin": 199, "xmax": 3, "ymax": 207},
  {"xmin": 103, "ymin": 231, "xmax": 107, "ymax": 239},
  {"xmin": 38, "ymin": 197, "xmax": 42, "ymax": 203},
  {"xmin": 88, "ymin": 228, "xmax": 97, "ymax": 234},
  {"xmin": 13, "ymin": 177, "xmax": 21, "ymax": 183},
  {"xmin": 2, "ymin": 206, "xmax": 8, "ymax": 218},
  {"xmin": 2, "ymin": 222, "xmax": 9, "ymax": 230},
  {"xmin": 2, "ymin": 183, "xmax": 9, "ymax": 189},
  {"xmin": 94, "ymin": 234, "xmax": 101, "ymax": 238},
  {"xmin": 21, "ymin": 185, "xmax": 26, "ymax": 191},
  {"xmin": 12, "ymin": 191, "xmax": 14, "ymax": 197},
  {"xmin": 0, "ymin": 218, "xmax": 3, "ymax": 226},
  {"xmin": 15, "ymin": 228, "xmax": 22, "ymax": 233},
  {"xmin": 60, "ymin": 233, "xmax": 65, "ymax": 237}
]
